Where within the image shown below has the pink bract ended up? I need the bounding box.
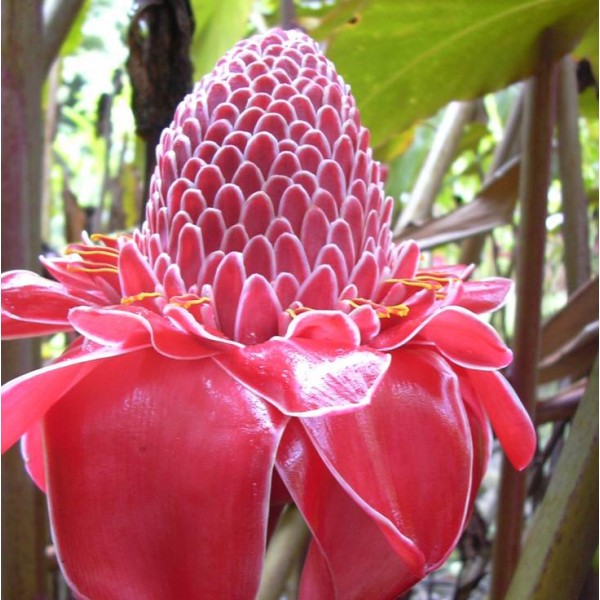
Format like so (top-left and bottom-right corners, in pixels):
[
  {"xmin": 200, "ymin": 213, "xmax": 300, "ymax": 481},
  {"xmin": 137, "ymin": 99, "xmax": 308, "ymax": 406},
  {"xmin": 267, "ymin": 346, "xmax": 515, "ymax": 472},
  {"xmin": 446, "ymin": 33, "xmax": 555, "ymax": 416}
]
[{"xmin": 1, "ymin": 28, "xmax": 535, "ymax": 599}]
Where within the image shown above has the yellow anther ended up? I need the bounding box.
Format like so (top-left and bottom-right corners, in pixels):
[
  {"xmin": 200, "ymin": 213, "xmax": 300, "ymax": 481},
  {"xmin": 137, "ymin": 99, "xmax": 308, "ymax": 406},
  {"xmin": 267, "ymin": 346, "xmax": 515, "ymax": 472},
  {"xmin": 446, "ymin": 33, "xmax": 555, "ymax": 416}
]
[
  {"xmin": 121, "ymin": 292, "xmax": 162, "ymax": 305},
  {"xmin": 343, "ymin": 298, "xmax": 410, "ymax": 320},
  {"xmin": 387, "ymin": 304, "xmax": 410, "ymax": 317}
]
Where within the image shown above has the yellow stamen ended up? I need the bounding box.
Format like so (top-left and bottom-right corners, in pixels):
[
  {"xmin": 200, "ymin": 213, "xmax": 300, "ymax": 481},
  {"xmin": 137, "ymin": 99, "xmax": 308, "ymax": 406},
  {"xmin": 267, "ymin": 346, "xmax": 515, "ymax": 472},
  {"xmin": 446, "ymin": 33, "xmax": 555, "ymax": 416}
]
[
  {"xmin": 387, "ymin": 278, "xmax": 439, "ymax": 291},
  {"xmin": 386, "ymin": 274, "xmax": 461, "ymax": 301},
  {"xmin": 387, "ymin": 304, "xmax": 410, "ymax": 317},
  {"xmin": 66, "ymin": 248, "xmax": 119, "ymax": 259},
  {"xmin": 67, "ymin": 265, "xmax": 119, "ymax": 274},
  {"xmin": 90, "ymin": 233, "xmax": 120, "ymax": 243},
  {"xmin": 121, "ymin": 292, "xmax": 162, "ymax": 305},
  {"xmin": 285, "ymin": 306, "xmax": 314, "ymax": 319},
  {"xmin": 343, "ymin": 298, "xmax": 410, "ymax": 319},
  {"xmin": 168, "ymin": 297, "xmax": 211, "ymax": 310},
  {"xmin": 414, "ymin": 274, "xmax": 458, "ymax": 283}
]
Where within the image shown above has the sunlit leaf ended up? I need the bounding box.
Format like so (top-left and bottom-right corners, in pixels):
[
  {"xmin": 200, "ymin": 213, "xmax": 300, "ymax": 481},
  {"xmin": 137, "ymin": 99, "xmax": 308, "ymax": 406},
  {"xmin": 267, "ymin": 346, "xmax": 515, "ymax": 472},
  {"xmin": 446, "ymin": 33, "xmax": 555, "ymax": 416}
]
[
  {"xmin": 190, "ymin": 0, "xmax": 254, "ymax": 78},
  {"xmin": 59, "ymin": 0, "xmax": 92, "ymax": 58},
  {"xmin": 573, "ymin": 16, "xmax": 599, "ymax": 78},
  {"xmin": 309, "ymin": 0, "xmax": 595, "ymax": 149}
]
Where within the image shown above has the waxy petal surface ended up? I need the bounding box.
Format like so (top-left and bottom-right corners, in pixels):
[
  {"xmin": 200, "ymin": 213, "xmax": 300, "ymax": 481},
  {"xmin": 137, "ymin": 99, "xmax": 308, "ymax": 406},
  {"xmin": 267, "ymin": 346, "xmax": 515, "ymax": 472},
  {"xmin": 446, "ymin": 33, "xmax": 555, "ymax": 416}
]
[
  {"xmin": 21, "ymin": 423, "xmax": 46, "ymax": 491},
  {"xmin": 277, "ymin": 420, "xmax": 425, "ymax": 599},
  {"xmin": 1, "ymin": 270, "xmax": 94, "ymax": 337},
  {"xmin": 422, "ymin": 307, "xmax": 513, "ymax": 369},
  {"xmin": 1, "ymin": 339, "xmax": 147, "ymax": 453},
  {"xmin": 1, "ymin": 312, "xmax": 73, "ymax": 339},
  {"xmin": 465, "ymin": 369, "xmax": 536, "ymax": 471},
  {"xmin": 69, "ymin": 306, "xmax": 222, "ymax": 359},
  {"xmin": 43, "ymin": 350, "xmax": 286, "ymax": 599},
  {"xmin": 215, "ymin": 337, "xmax": 390, "ymax": 417},
  {"xmin": 455, "ymin": 277, "xmax": 512, "ymax": 313},
  {"xmin": 298, "ymin": 348, "xmax": 474, "ymax": 569}
]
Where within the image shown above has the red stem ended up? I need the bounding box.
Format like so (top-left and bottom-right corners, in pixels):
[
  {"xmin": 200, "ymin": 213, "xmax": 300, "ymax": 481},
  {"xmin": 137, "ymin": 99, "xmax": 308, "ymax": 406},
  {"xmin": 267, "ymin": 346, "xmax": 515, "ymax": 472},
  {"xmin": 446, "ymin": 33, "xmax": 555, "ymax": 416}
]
[{"xmin": 489, "ymin": 32, "xmax": 559, "ymax": 600}]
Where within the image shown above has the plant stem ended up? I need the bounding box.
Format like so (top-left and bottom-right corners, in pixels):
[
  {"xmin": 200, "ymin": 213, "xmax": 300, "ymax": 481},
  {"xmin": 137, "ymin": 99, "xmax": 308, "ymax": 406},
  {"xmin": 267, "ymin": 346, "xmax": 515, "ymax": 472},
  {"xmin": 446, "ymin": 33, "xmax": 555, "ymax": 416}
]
[
  {"xmin": 257, "ymin": 505, "xmax": 311, "ymax": 600},
  {"xmin": 1, "ymin": 1, "xmax": 48, "ymax": 598},
  {"xmin": 489, "ymin": 32, "xmax": 558, "ymax": 600},
  {"xmin": 459, "ymin": 88, "xmax": 524, "ymax": 265},
  {"xmin": 41, "ymin": 57, "xmax": 62, "ymax": 244},
  {"xmin": 393, "ymin": 100, "xmax": 477, "ymax": 236},
  {"xmin": 281, "ymin": 0, "xmax": 296, "ymax": 30},
  {"xmin": 42, "ymin": 0, "xmax": 86, "ymax": 75},
  {"xmin": 556, "ymin": 55, "xmax": 591, "ymax": 295}
]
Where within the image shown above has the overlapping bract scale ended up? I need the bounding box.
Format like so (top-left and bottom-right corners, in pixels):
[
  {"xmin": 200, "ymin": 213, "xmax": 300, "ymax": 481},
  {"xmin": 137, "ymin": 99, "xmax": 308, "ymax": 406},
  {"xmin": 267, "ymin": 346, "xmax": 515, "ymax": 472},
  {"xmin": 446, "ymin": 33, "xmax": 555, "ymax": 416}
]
[{"xmin": 135, "ymin": 29, "xmax": 390, "ymax": 344}]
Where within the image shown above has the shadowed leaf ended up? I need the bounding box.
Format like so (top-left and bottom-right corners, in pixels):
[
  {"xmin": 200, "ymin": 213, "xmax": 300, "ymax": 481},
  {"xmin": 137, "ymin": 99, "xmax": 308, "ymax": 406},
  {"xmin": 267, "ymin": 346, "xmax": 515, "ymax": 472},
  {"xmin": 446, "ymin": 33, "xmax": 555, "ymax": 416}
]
[{"xmin": 396, "ymin": 156, "xmax": 520, "ymax": 248}]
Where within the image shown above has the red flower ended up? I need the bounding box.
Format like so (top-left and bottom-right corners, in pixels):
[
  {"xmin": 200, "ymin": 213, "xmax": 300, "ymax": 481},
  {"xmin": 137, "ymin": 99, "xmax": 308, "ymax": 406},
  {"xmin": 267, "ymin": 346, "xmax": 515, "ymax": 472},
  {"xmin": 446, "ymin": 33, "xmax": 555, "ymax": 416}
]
[{"xmin": 1, "ymin": 29, "xmax": 535, "ymax": 599}]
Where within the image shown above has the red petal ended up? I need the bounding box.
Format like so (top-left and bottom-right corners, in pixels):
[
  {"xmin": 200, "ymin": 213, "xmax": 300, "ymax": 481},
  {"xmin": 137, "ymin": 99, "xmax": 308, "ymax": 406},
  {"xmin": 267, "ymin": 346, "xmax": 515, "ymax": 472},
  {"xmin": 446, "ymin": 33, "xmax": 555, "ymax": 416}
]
[
  {"xmin": 68, "ymin": 305, "xmax": 149, "ymax": 343},
  {"xmin": 455, "ymin": 277, "xmax": 513, "ymax": 313},
  {"xmin": 1, "ymin": 339, "xmax": 146, "ymax": 453},
  {"xmin": 69, "ymin": 306, "xmax": 221, "ymax": 359},
  {"xmin": 212, "ymin": 252, "xmax": 245, "ymax": 339},
  {"xmin": 457, "ymin": 373, "xmax": 492, "ymax": 507},
  {"xmin": 465, "ymin": 369, "xmax": 536, "ymax": 471},
  {"xmin": 274, "ymin": 233, "xmax": 310, "ymax": 283},
  {"xmin": 300, "ymin": 207, "xmax": 329, "ymax": 267},
  {"xmin": 240, "ymin": 191, "xmax": 276, "ymax": 238},
  {"xmin": 42, "ymin": 351, "xmax": 286, "ymax": 599},
  {"xmin": 390, "ymin": 241, "xmax": 420, "ymax": 279},
  {"xmin": 276, "ymin": 420, "xmax": 425, "ymax": 599},
  {"xmin": 1, "ymin": 270, "xmax": 93, "ymax": 337},
  {"xmin": 299, "ymin": 348, "xmax": 474, "ymax": 569},
  {"xmin": 297, "ymin": 265, "xmax": 338, "ymax": 310},
  {"xmin": 215, "ymin": 337, "xmax": 390, "ymax": 417},
  {"xmin": 423, "ymin": 307, "xmax": 513, "ymax": 369},
  {"xmin": 21, "ymin": 423, "xmax": 46, "ymax": 491},
  {"xmin": 1, "ymin": 312, "xmax": 72, "ymax": 339},
  {"xmin": 118, "ymin": 242, "xmax": 157, "ymax": 298},
  {"xmin": 234, "ymin": 274, "xmax": 281, "ymax": 345},
  {"xmin": 285, "ymin": 310, "xmax": 360, "ymax": 346}
]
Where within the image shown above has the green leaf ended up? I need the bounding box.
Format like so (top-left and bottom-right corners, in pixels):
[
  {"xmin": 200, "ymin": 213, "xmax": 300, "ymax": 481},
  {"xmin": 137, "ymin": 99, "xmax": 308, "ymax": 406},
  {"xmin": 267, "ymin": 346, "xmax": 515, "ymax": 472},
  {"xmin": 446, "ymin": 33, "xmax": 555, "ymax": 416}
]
[
  {"xmin": 190, "ymin": 0, "xmax": 254, "ymax": 79},
  {"xmin": 505, "ymin": 358, "xmax": 598, "ymax": 600},
  {"xmin": 308, "ymin": 0, "xmax": 596, "ymax": 149},
  {"xmin": 573, "ymin": 15, "xmax": 599, "ymax": 78},
  {"xmin": 59, "ymin": 0, "xmax": 92, "ymax": 57}
]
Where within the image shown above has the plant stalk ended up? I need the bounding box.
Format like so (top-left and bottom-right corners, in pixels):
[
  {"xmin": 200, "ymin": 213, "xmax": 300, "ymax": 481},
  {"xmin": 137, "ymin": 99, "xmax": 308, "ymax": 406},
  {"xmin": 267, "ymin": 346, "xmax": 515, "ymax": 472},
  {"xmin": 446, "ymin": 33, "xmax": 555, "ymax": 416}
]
[
  {"xmin": 2, "ymin": 1, "xmax": 49, "ymax": 598},
  {"xmin": 556, "ymin": 55, "xmax": 591, "ymax": 295},
  {"xmin": 489, "ymin": 33, "xmax": 558, "ymax": 600},
  {"xmin": 459, "ymin": 88, "xmax": 524, "ymax": 265},
  {"xmin": 393, "ymin": 100, "xmax": 478, "ymax": 235},
  {"xmin": 42, "ymin": 0, "xmax": 86, "ymax": 75},
  {"xmin": 257, "ymin": 505, "xmax": 311, "ymax": 600}
]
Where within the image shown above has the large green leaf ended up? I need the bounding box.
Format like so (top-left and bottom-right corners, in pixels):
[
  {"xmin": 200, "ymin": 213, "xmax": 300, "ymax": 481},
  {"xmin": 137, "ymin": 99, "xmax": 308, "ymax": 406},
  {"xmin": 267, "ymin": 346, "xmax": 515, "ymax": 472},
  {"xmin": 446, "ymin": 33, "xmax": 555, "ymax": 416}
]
[
  {"xmin": 190, "ymin": 0, "xmax": 253, "ymax": 79},
  {"xmin": 308, "ymin": 0, "xmax": 596, "ymax": 149}
]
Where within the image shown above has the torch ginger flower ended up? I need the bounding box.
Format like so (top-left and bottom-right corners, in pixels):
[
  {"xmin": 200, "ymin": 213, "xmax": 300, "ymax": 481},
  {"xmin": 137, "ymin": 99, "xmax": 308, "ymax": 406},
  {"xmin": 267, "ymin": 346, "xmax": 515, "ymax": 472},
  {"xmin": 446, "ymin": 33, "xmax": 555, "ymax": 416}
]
[{"xmin": 1, "ymin": 29, "xmax": 535, "ymax": 599}]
